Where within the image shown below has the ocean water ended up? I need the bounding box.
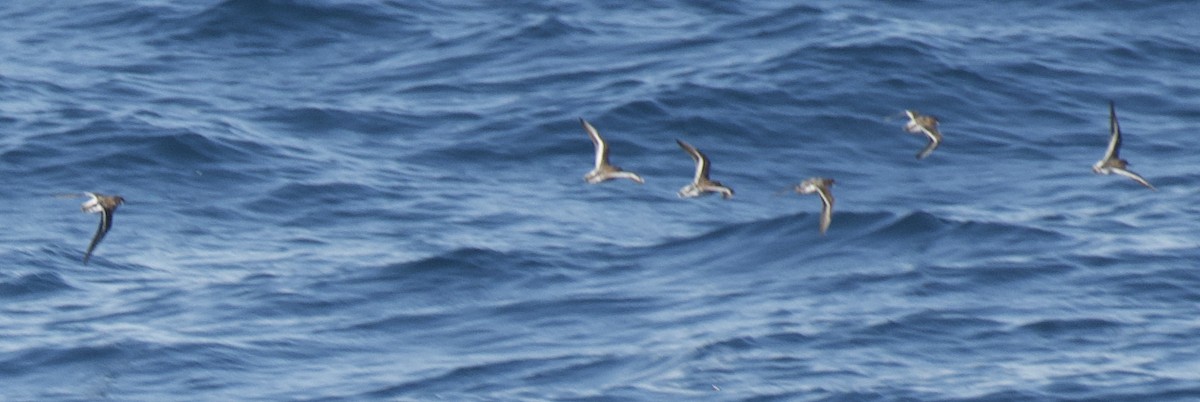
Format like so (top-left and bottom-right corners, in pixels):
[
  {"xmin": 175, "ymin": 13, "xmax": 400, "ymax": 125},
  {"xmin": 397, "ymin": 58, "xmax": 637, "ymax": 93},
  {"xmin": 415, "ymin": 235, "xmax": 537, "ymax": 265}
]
[{"xmin": 3, "ymin": 0, "xmax": 1200, "ymax": 400}]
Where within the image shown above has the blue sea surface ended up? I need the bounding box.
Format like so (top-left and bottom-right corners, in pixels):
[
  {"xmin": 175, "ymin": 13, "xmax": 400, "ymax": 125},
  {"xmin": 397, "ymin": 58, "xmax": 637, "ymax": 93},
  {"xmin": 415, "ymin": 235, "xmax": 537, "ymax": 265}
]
[{"xmin": 3, "ymin": 1, "xmax": 1200, "ymax": 400}]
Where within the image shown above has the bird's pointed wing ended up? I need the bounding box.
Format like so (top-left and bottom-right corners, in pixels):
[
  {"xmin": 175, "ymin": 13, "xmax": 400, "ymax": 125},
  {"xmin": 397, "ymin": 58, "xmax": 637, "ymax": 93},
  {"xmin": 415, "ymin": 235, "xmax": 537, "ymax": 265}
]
[
  {"xmin": 1111, "ymin": 167, "xmax": 1155, "ymax": 190},
  {"xmin": 921, "ymin": 124, "xmax": 941, "ymax": 143},
  {"xmin": 83, "ymin": 209, "xmax": 113, "ymax": 264},
  {"xmin": 625, "ymin": 172, "xmax": 645, "ymax": 184},
  {"xmin": 817, "ymin": 186, "xmax": 834, "ymax": 234},
  {"xmin": 581, "ymin": 118, "xmax": 609, "ymax": 168},
  {"xmin": 916, "ymin": 136, "xmax": 940, "ymax": 159},
  {"xmin": 676, "ymin": 139, "xmax": 709, "ymax": 181},
  {"xmin": 1106, "ymin": 101, "xmax": 1122, "ymax": 159}
]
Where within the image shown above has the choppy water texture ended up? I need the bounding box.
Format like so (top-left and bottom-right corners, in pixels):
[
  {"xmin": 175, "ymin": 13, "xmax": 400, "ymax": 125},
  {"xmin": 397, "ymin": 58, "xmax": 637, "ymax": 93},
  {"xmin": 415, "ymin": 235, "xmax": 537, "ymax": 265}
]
[{"xmin": 3, "ymin": 1, "xmax": 1200, "ymax": 400}]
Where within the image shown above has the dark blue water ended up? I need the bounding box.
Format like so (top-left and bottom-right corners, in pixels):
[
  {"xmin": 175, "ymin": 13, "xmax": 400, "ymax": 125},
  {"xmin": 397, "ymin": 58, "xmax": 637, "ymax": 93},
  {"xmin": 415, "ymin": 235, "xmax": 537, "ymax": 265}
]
[{"xmin": 3, "ymin": 1, "xmax": 1200, "ymax": 400}]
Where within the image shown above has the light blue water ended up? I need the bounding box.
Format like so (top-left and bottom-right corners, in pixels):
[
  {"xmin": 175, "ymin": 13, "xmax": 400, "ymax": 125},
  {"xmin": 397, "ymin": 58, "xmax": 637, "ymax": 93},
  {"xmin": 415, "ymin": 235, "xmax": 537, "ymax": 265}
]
[{"xmin": 3, "ymin": 1, "xmax": 1200, "ymax": 400}]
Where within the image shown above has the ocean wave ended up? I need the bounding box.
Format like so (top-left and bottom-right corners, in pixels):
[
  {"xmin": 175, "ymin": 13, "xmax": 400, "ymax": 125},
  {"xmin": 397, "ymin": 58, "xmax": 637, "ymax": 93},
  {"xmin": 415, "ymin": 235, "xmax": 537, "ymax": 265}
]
[
  {"xmin": 0, "ymin": 272, "xmax": 73, "ymax": 299},
  {"xmin": 173, "ymin": 0, "xmax": 401, "ymax": 40},
  {"xmin": 719, "ymin": 4, "xmax": 823, "ymax": 37},
  {"xmin": 0, "ymin": 343, "xmax": 125, "ymax": 377},
  {"xmin": 644, "ymin": 209, "xmax": 1067, "ymax": 267},
  {"xmin": 241, "ymin": 181, "xmax": 394, "ymax": 223},
  {"xmin": 1015, "ymin": 317, "xmax": 1124, "ymax": 338},
  {"xmin": 253, "ymin": 106, "xmax": 429, "ymax": 137},
  {"xmin": 358, "ymin": 354, "xmax": 598, "ymax": 400},
  {"xmin": 494, "ymin": 15, "xmax": 595, "ymax": 44},
  {"xmin": 312, "ymin": 247, "xmax": 579, "ymax": 302},
  {"xmin": 856, "ymin": 309, "xmax": 1008, "ymax": 341}
]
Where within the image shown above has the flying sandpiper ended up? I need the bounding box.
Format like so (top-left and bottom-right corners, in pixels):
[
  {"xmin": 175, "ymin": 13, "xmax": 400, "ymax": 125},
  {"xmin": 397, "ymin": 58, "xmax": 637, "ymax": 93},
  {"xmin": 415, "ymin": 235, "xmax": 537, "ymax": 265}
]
[
  {"xmin": 1092, "ymin": 101, "xmax": 1155, "ymax": 190},
  {"xmin": 80, "ymin": 192, "xmax": 124, "ymax": 264},
  {"xmin": 795, "ymin": 178, "xmax": 835, "ymax": 235},
  {"xmin": 904, "ymin": 110, "xmax": 942, "ymax": 160},
  {"xmin": 580, "ymin": 118, "xmax": 644, "ymax": 184},
  {"xmin": 676, "ymin": 139, "xmax": 733, "ymax": 199}
]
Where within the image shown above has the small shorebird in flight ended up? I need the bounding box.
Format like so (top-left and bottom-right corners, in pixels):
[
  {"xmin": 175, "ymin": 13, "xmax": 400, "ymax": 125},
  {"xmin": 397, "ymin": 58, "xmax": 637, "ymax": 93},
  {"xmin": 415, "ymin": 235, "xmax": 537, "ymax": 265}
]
[
  {"xmin": 580, "ymin": 118, "xmax": 644, "ymax": 184},
  {"xmin": 1093, "ymin": 101, "xmax": 1155, "ymax": 190},
  {"xmin": 80, "ymin": 192, "xmax": 125, "ymax": 264},
  {"xmin": 676, "ymin": 139, "xmax": 733, "ymax": 199},
  {"xmin": 904, "ymin": 110, "xmax": 942, "ymax": 160},
  {"xmin": 795, "ymin": 177, "xmax": 835, "ymax": 235}
]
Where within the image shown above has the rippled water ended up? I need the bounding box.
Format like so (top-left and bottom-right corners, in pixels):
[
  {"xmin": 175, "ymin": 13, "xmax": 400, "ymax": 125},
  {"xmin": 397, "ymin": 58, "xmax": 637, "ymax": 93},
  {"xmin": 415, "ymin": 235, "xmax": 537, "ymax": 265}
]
[{"xmin": 3, "ymin": 1, "xmax": 1200, "ymax": 400}]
